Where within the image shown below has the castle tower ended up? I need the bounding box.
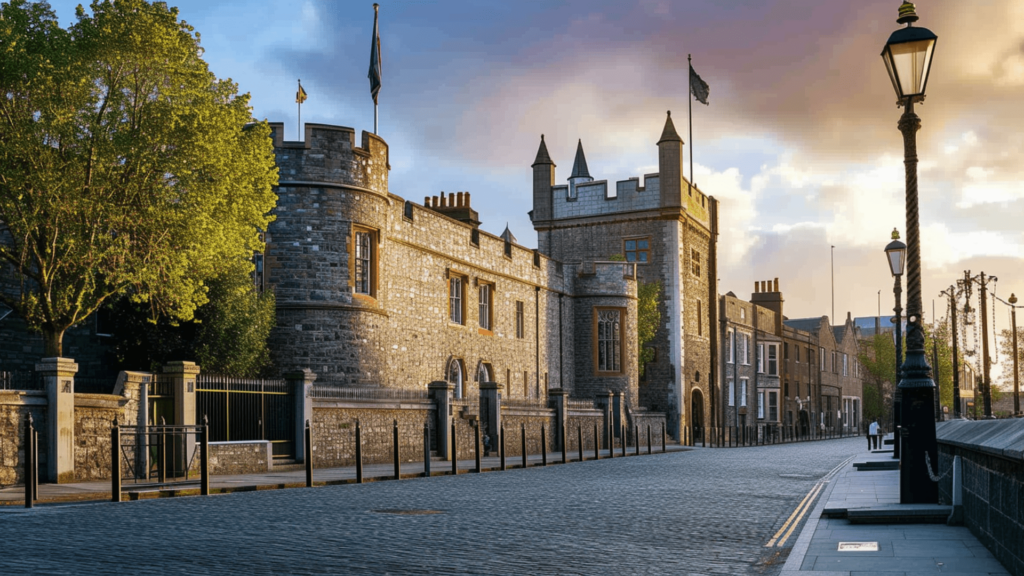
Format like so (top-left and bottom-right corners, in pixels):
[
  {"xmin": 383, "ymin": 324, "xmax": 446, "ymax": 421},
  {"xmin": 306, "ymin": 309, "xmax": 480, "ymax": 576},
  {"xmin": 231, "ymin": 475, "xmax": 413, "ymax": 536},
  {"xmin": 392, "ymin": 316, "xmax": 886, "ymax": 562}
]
[
  {"xmin": 657, "ymin": 111, "xmax": 684, "ymax": 208},
  {"xmin": 567, "ymin": 139, "xmax": 593, "ymax": 200},
  {"xmin": 531, "ymin": 135, "xmax": 556, "ymax": 254}
]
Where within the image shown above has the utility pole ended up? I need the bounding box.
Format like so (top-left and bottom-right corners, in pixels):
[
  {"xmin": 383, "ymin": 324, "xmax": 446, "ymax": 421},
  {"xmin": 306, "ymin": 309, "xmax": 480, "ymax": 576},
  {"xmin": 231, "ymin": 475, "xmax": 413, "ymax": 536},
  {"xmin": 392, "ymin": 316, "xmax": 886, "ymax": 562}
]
[
  {"xmin": 978, "ymin": 272, "xmax": 996, "ymax": 418},
  {"xmin": 1011, "ymin": 294, "xmax": 1020, "ymax": 416},
  {"xmin": 940, "ymin": 285, "xmax": 961, "ymax": 419}
]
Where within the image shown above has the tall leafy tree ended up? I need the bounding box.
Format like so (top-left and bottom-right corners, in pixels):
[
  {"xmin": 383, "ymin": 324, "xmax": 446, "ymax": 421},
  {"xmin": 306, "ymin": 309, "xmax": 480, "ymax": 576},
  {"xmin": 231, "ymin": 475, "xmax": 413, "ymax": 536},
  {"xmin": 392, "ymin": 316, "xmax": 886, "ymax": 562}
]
[
  {"xmin": 637, "ymin": 280, "xmax": 661, "ymax": 377},
  {"xmin": 857, "ymin": 333, "xmax": 896, "ymax": 428},
  {"xmin": 0, "ymin": 0, "xmax": 277, "ymax": 356}
]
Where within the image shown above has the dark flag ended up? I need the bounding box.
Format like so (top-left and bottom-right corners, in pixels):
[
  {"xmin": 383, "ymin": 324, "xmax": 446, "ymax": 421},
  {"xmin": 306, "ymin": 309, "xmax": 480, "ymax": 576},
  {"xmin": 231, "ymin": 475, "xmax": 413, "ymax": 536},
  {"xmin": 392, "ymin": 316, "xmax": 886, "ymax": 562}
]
[
  {"xmin": 368, "ymin": 3, "xmax": 382, "ymax": 105},
  {"xmin": 296, "ymin": 82, "xmax": 307, "ymax": 104},
  {"xmin": 689, "ymin": 64, "xmax": 709, "ymax": 105}
]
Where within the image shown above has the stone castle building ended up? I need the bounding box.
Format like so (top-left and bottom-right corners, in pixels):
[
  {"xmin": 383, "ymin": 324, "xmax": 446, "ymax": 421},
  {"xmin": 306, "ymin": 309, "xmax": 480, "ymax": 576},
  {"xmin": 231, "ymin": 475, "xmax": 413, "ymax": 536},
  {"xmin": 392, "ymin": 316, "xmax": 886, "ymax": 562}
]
[{"xmin": 263, "ymin": 111, "xmax": 717, "ymax": 439}]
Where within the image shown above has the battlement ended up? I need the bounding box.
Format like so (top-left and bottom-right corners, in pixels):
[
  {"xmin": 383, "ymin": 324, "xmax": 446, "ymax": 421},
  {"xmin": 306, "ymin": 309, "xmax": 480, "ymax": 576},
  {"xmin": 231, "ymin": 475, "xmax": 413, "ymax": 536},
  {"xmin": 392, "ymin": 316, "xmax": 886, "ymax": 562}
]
[{"xmin": 269, "ymin": 122, "xmax": 390, "ymax": 196}]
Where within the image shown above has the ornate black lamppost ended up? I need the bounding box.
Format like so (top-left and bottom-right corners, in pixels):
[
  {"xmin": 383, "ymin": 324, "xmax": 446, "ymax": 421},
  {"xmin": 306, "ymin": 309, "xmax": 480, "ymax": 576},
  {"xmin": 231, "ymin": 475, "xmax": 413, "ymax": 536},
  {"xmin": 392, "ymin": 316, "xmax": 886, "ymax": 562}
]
[
  {"xmin": 1000, "ymin": 293, "xmax": 1020, "ymax": 416},
  {"xmin": 885, "ymin": 229, "xmax": 906, "ymax": 459},
  {"xmin": 881, "ymin": 1, "xmax": 939, "ymax": 504}
]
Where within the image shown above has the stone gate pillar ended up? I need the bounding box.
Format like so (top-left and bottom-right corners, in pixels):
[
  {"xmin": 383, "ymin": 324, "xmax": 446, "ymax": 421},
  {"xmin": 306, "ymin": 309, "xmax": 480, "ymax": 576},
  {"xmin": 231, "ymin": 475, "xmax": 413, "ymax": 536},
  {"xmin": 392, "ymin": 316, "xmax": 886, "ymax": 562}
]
[
  {"xmin": 38, "ymin": 357, "xmax": 77, "ymax": 483},
  {"xmin": 164, "ymin": 361, "xmax": 199, "ymax": 474},
  {"xmin": 429, "ymin": 381, "xmax": 453, "ymax": 460},
  {"xmin": 597, "ymin": 391, "xmax": 613, "ymax": 448},
  {"xmin": 480, "ymin": 382, "xmax": 502, "ymax": 453},
  {"xmin": 285, "ymin": 369, "xmax": 316, "ymax": 463}
]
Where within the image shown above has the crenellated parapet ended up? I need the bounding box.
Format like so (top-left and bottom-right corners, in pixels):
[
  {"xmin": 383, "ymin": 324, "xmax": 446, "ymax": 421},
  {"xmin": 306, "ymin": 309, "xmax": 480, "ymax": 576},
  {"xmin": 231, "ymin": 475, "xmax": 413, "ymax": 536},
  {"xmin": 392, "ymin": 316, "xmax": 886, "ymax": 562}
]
[{"xmin": 269, "ymin": 123, "xmax": 390, "ymax": 196}]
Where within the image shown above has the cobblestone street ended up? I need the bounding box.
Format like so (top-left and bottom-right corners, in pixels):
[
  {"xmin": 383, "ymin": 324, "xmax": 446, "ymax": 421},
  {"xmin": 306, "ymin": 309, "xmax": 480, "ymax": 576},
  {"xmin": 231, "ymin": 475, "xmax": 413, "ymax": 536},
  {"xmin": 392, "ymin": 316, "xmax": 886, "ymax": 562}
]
[{"xmin": 0, "ymin": 437, "xmax": 865, "ymax": 575}]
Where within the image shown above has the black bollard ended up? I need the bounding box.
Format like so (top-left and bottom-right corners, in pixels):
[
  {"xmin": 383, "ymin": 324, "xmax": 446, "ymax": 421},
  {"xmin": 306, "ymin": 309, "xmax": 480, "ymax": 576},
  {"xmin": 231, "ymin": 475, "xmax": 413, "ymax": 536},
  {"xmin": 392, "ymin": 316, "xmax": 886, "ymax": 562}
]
[
  {"xmin": 662, "ymin": 423, "xmax": 667, "ymax": 453},
  {"xmin": 540, "ymin": 426, "xmax": 547, "ymax": 466},
  {"xmin": 620, "ymin": 424, "xmax": 626, "ymax": 457},
  {"xmin": 520, "ymin": 423, "xmax": 527, "ymax": 469},
  {"xmin": 355, "ymin": 419, "xmax": 364, "ymax": 484},
  {"xmin": 23, "ymin": 415, "xmax": 36, "ymax": 508},
  {"xmin": 577, "ymin": 424, "xmax": 584, "ymax": 462},
  {"xmin": 423, "ymin": 422, "xmax": 431, "ymax": 477},
  {"xmin": 593, "ymin": 423, "xmax": 600, "ymax": 460},
  {"xmin": 393, "ymin": 419, "xmax": 401, "ymax": 480},
  {"xmin": 561, "ymin": 420, "xmax": 567, "ymax": 465},
  {"xmin": 474, "ymin": 422, "xmax": 482, "ymax": 473},
  {"xmin": 200, "ymin": 415, "xmax": 210, "ymax": 496},
  {"xmin": 500, "ymin": 424, "xmax": 507, "ymax": 471},
  {"xmin": 109, "ymin": 417, "xmax": 119, "ymax": 504},
  {"xmin": 634, "ymin": 424, "xmax": 639, "ymax": 455},
  {"xmin": 305, "ymin": 419, "xmax": 313, "ymax": 488},
  {"xmin": 158, "ymin": 416, "xmax": 166, "ymax": 484},
  {"xmin": 647, "ymin": 424, "xmax": 652, "ymax": 455},
  {"xmin": 451, "ymin": 421, "xmax": 458, "ymax": 476},
  {"xmin": 702, "ymin": 426, "xmax": 706, "ymax": 448}
]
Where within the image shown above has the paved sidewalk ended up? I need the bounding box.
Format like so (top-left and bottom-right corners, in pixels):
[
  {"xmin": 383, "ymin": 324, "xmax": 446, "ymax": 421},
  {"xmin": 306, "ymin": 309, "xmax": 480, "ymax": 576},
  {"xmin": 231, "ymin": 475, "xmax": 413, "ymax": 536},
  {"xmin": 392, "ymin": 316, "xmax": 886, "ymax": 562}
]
[
  {"xmin": 0, "ymin": 444, "xmax": 687, "ymax": 505},
  {"xmin": 780, "ymin": 441, "xmax": 1010, "ymax": 575}
]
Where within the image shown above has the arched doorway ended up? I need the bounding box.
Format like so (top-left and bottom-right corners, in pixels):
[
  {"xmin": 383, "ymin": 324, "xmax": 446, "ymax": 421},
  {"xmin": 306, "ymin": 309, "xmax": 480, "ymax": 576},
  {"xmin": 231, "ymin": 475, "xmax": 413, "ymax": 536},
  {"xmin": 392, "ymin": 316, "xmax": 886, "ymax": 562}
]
[
  {"xmin": 691, "ymin": 388, "xmax": 704, "ymax": 444},
  {"xmin": 447, "ymin": 358, "xmax": 464, "ymax": 399}
]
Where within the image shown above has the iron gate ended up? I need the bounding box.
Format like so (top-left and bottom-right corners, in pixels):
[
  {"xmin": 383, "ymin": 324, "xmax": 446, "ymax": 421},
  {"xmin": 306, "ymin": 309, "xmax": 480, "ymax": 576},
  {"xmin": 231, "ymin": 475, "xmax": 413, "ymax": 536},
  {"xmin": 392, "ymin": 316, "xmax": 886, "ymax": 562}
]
[{"xmin": 195, "ymin": 374, "xmax": 295, "ymax": 459}]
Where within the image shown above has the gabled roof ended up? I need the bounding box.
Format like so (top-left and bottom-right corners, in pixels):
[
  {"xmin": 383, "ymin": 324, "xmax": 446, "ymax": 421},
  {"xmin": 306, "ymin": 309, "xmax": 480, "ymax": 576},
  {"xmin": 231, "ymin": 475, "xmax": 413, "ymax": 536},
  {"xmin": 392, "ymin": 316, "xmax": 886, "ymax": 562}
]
[
  {"xmin": 657, "ymin": 110, "xmax": 683, "ymax": 145},
  {"xmin": 569, "ymin": 139, "xmax": 591, "ymax": 180},
  {"xmin": 531, "ymin": 134, "xmax": 555, "ymax": 167}
]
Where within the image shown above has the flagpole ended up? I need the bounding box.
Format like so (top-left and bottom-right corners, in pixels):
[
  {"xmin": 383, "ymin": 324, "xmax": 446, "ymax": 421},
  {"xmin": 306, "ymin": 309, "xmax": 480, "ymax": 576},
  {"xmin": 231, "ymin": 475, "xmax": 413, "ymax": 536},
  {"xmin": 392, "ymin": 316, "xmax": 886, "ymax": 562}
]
[
  {"xmin": 688, "ymin": 54, "xmax": 694, "ymax": 195},
  {"xmin": 371, "ymin": 3, "xmax": 380, "ymax": 135},
  {"xmin": 297, "ymin": 79, "xmax": 302, "ymax": 140}
]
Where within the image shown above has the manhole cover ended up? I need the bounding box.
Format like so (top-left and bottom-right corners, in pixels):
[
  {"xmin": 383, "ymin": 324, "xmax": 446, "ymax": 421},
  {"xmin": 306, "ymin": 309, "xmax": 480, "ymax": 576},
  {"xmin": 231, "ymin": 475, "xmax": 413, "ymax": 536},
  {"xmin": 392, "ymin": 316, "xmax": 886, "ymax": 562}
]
[
  {"xmin": 779, "ymin": 474, "xmax": 815, "ymax": 479},
  {"xmin": 372, "ymin": 509, "xmax": 444, "ymax": 515},
  {"xmin": 838, "ymin": 542, "xmax": 878, "ymax": 552}
]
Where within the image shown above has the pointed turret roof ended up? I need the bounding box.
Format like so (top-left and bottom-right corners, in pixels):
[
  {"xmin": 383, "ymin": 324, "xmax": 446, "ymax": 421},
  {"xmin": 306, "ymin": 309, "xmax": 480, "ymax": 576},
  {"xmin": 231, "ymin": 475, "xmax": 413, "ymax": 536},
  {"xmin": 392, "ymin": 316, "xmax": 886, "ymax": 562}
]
[
  {"xmin": 531, "ymin": 134, "xmax": 555, "ymax": 167},
  {"xmin": 657, "ymin": 110, "xmax": 683, "ymax": 145},
  {"xmin": 500, "ymin": 223, "xmax": 517, "ymax": 244},
  {"xmin": 569, "ymin": 139, "xmax": 591, "ymax": 180}
]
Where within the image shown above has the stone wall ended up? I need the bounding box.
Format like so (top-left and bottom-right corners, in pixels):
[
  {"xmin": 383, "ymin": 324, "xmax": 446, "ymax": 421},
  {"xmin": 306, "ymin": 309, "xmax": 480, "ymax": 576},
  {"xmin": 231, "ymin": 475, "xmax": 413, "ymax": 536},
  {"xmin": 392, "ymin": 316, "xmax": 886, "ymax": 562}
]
[
  {"xmin": 73, "ymin": 395, "xmax": 122, "ymax": 481},
  {"xmin": 631, "ymin": 411, "xmax": 668, "ymax": 450},
  {"xmin": 209, "ymin": 441, "xmax": 273, "ymax": 475},
  {"xmin": 311, "ymin": 401, "xmax": 434, "ymax": 468},
  {"xmin": 500, "ymin": 409, "xmax": 555, "ymax": 457},
  {"xmin": 937, "ymin": 419, "xmax": 1024, "ymax": 576},
  {"xmin": 565, "ymin": 411, "xmax": 605, "ymax": 454},
  {"xmin": 0, "ymin": 392, "xmax": 47, "ymax": 486}
]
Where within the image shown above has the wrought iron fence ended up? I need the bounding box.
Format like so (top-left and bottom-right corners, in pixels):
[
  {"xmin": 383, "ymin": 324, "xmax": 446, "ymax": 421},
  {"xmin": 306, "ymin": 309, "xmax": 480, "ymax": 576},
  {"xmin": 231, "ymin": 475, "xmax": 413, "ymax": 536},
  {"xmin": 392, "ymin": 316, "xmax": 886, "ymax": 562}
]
[
  {"xmin": 502, "ymin": 397, "xmax": 550, "ymax": 410},
  {"xmin": 0, "ymin": 370, "xmax": 42, "ymax": 391},
  {"xmin": 195, "ymin": 374, "xmax": 294, "ymax": 459},
  {"xmin": 567, "ymin": 399, "xmax": 599, "ymax": 411},
  {"xmin": 311, "ymin": 385, "xmax": 430, "ymax": 401},
  {"xmin": 115, "ymin": 424, "xmax": 204, "ymax": 486}
]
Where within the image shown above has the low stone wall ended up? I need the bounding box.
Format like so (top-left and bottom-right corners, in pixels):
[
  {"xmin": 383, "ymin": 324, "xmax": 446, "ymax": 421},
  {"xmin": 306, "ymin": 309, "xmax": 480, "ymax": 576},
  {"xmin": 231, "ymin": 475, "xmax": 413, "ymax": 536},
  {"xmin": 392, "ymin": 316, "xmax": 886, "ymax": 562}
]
[
  {"xmin": 311, "ymin": 400, "xmax": 434, "ymax": 468},
  {"xmin": 500, "ymin": 408, "xmax": 556, "ymax": 457},
  {"xmin": 566, "ymin": 410, "xmax": 604, "ymax": 453},
  {"xmin": 73, "ymin": 394, "xmax": 123, "ymax": 482},
  {"xmin": 209, "ymin": 441, "xmax": 273, "ymax": 475},
  {"xmin": 631, "ymin": 411, "xmax": 667, "ymax": 450},
  {"xmin": 0, "ymin": 392, "xmax": 47, "ymax": 486},
  {"xmin": 936, "ymin": 419, "xmax": 1024, "ymax": 576}
]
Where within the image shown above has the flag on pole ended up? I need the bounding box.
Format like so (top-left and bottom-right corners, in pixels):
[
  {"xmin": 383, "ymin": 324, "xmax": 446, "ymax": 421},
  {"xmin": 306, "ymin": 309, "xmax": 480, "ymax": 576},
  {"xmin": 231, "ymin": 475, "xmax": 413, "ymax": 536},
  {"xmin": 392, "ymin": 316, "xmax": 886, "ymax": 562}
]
[
  {"xmin": 368, "ymin": 3, "xmax": 382, "ymax": 105},
  {"xmin": 296, "ymin": 81, "xmax": 308, "ymax": 104},
  {"xmin": 689, "ymin": 64, "xmax": 709, "ymax": 105}
]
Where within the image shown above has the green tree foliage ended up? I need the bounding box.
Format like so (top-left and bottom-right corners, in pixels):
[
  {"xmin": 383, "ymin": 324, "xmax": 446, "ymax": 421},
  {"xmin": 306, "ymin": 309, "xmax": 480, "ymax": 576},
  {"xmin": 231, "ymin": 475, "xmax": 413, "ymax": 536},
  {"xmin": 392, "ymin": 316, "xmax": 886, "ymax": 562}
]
[
  {"xmin": 923, "ymin": 322, "xmax": 959, "ymax": 414},
  {"xmin": 637, "ymin": 281, "xmax": 660, "ymax": 377},
  {"xmin": 0, "ymin": 0, "xmax": 278, "ymax": 356},
  {"xmin": 857, "ymin": 333, "xmax": 896, "ymax": 428},
  {"xmin": 105, "ymin": 260, "xmax": 275, "ymax": 377}
]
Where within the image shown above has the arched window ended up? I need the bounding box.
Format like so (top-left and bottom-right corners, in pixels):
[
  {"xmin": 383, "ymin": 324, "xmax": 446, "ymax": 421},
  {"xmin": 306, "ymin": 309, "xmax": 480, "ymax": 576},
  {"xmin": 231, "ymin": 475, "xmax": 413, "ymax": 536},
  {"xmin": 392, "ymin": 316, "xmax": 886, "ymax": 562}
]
[
  {"xmin": 447, "ymin": 358, "xmax": 463, "ymax": 399},
  {"xmin": 476, "ymin": 362, "xmax": 492, "ymax": 384}
]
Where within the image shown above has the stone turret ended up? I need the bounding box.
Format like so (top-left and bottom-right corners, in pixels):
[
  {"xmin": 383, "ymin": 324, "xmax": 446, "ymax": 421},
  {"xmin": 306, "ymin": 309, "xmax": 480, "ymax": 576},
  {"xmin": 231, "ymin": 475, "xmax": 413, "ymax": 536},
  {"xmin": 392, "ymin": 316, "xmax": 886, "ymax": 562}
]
[
  {"xmin": 656, "ymin": 111, "xmax": 683, "ymax": 209},
  {"xmin": 531, "ymin": 134, "xmax": 556, "ymax": 223},
  {"xmin": 568, "ymin": 139, "xmax": 593, "ymax": 200}
]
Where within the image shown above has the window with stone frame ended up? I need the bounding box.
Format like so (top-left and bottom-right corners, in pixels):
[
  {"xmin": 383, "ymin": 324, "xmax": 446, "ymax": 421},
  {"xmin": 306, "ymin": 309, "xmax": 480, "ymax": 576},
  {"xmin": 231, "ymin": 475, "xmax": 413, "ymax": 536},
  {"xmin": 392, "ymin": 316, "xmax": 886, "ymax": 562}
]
[
  {"xmin": 728, "ymin": 378, "xmax": 735, "ymax": 406},
  {"xmin": 767, "ymin": 343, "xmax": 779, "ymax": 376},
  {"xmin": 515, "ymin": 301, "xmax": 525, "ymax": 339},
  {"xmin": 690, "ymin": 248, "xmax": 701, "ymax": 277},
  {"xmin": 740, "ymin": 378, "xmax": 748, "ymax": 407},
  {"xmin": 741, "ymin": 333, "xmax": 750, "ymax": 365},
  {"xmin": 478, "ymin": 282, "xmax": 494, "ymax": 332},
  {"xmin": 449, "ymin": 274, "xmax": 467, "ymax": 325},
  {"xmin": 768, "ymin": 391, "xmax": 778, "ymax": 421},
  {"xmin": 842, "ymin": 353, "xmax": 848, "ymax": 376},
  {"xmin": 594, "ymin": 307, "xmax": 624, "ymax": 374},
  {"xmin": 351, "ymin": 226, "xmax": 378, "ymax": 298},
  {"xmin": 697, "ymin": 299, "xmax": 703, "ymax": 336},
  {"xmin": 623, "ymin": 237, "xmax": 650, "ymax": 263},
  {"xmin": 726, "ymin": 328, "xmax": 735, "ymax": 364},
  {"xmin": 758, "ymin": 391, "xmax": 765, "ymax": 419}
]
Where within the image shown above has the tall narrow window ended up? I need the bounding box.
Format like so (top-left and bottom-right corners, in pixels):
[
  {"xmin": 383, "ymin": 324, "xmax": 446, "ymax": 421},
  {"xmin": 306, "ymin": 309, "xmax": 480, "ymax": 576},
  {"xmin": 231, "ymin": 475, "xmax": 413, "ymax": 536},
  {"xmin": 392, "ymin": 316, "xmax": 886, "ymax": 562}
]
[
  {"xmin": 842, "ymin": 353, "xmax": 848, "ymax": 376},
  {"xmin": 757, "ymin": 344, "xmax": 764, "ymax": 373},
  {"xmin": 795, "ymin": 346, "xmax": 800, "ymax": 363},
  {"xmin": 820, "ymin": 347, "xmax": 826, "ymax": 371},
  {"xmin": 767, "ymin": 344, "xmax": 778, "ymax": 376},
  {"xmin": 595, "ymin": 308, "xmax": 623, "ymax": 373},
  {"xmin": 354, "ymin": 230, "xmax": 374, "ymax": 296},
  {"xmin": 728, "ymin": 378, "xmax": 735, "ymax": 406},
  {"xmin": 742, "ymin": 334, "xmax": 750, "ymax": 365},
  {"xmin": 478, "ymin": 283, "xmax": 493, "ymax": 331},
  {"xmin": 447, "ymin": 359, "xmax": 463, "ymax": 399},
  {"xmin": 449, "ymin": 276, "xmax": 464, "ymax": 324},
  {"xmin": 690, "ymin": 248, "xmax": 701, "ymax": 277},
  {"xmin": 515, "ymin": 301, "xmax": 525, "ymax": 339},
  {"xmin": 740, "ymin": 379, "xmax": 748, "ymax": 407},
  {"xmin": 697, "ymin": 300, "xmax": 703, "ymax": 336},
  {"xmin": 726, "ymin": 328, "xmax": 735, "ymax": 364},
  {"xmin": 784, "ymin": 342, "xmax": 789, "ymax": 361},
  {"xmin": 758, "ymin": 392, "xmax": 765, "ymax": 419},
  {"xmin": 769, "ymin": 391, "xmax": 778, "ymax": 421}
]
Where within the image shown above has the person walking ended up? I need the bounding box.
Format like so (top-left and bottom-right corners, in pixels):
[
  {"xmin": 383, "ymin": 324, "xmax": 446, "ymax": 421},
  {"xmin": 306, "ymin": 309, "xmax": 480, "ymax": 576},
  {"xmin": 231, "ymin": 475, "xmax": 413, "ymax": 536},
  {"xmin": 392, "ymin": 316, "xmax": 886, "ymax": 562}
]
[{"xmin": 868, "ymin": 419, "xmax": 879, "ymax": 450}]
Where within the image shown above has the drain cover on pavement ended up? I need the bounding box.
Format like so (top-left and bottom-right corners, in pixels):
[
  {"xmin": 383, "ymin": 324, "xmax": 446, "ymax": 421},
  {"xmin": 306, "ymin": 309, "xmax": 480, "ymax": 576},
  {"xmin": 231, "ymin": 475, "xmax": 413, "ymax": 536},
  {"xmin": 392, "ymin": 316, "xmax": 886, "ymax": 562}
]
[
  {"xmin": 372, "ymin": 509, "xmax": 444, "ymax": 515},
  {"xmin": 838, "ymin": 542, "xmax": 878, "ymax": 551}
]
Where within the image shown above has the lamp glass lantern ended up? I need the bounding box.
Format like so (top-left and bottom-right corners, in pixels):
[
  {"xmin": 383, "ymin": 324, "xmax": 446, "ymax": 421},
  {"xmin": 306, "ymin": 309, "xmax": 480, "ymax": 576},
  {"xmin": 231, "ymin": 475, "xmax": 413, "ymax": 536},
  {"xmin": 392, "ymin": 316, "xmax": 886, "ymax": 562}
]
[
  {"xmin": 884, "ymin": 230, "xmax": 907, "ymax": 277},
  {"xmin": 881, "ymin": 16, "xmax": 937, "ymax": 101}
]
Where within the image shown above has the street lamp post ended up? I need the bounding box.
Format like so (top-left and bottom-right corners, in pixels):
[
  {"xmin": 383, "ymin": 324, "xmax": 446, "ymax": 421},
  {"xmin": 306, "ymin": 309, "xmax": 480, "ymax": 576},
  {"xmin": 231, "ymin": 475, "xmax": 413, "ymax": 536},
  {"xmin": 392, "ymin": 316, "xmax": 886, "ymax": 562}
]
[
  {"xmin": 881, "ymin": 1, "xmax": 939, "ymax": 504},
  {"xmin": 1011, "ymin": 294, "xmax": 1020, "ymax": 416},
  {"xmin": 885, "ymin": 229, "xmax": 906, "ymax": 459}
]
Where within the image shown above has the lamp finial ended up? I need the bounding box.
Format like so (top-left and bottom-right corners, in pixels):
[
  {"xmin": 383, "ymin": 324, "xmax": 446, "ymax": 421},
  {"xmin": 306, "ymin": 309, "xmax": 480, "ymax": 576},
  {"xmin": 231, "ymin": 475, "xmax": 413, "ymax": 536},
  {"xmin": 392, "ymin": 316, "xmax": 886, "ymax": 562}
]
[
  {"xmin": 897, "ymin": 1, "xmax": 919, "ymax": 25},
  {"xmin": 891, "ymin": 227, "xmax": 900, "ymax": 240}
]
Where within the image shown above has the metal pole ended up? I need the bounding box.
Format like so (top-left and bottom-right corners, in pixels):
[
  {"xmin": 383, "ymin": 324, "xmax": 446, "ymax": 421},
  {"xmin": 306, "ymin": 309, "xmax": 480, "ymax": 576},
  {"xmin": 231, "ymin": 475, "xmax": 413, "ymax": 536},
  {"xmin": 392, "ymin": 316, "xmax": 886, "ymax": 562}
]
[
  {"xmin": 540, "ymin": 426, "xmax": 547, "ymax": 466},
  {"xmin": 451, "ymin": 421, "xmax": 457, "ymax": 476},
  {"xmin": 577, "ymin": 424, "xmax": 584, "ymax": 462},
  {"xmin": 305, "ymin": 419, "xmax": 313, "ymax": 488},
  {"xmin": 561, "ymin": 420, "xmax": 567, "ymax": 464},
  {"xmin": 393, "ymin": 419, "xmax": 401, "ymax": 480},
  {"xmin": 201, "ymin": 417, "xmax": 209, "ymax": 496},
  {"xmin": 423, "ymin": 422, "xmax": 431, "ymax": 477},
  {"xmin": 25, "ymin": 415, "xmax": 35, "ymax": 508},
  {"xmin": 620, "ymin": 424, "xmax": 626, "ymax": 457},
  {"xmin": 893, "ymin": 273, "xmax": 903, "ymax": 460},
  {"xmin": 949, "ymin": 287, "xmax": 961, "ymax": 419},
  {"xmin": 356, "ymin": 419, "xmax": 363, "ymax": 484},
  {"xmin": 521, "ymin": 423, "xmax": 527, "ymax": 469},
  {"xmin": 500, "ymin": 424, "xmax": 506, "ymax": 471},
  {"xmin": 979, "ymin": 272, "xmax": 993, "ymax": 417},
  {"xmin": 635, "ymin": 424, "xmax": 640, "ymax": 455},
  {"xmin": 474, "ymin": 422, "xmax": 481, "ymax": 473},
  {"xmin": 1012, "ymin": 297, "xmax": 1020, "ymax": 416},
  {"xmin": 110, "ymin": 418, "xmax": 119, "ymax": 503},
  {"xmin": 647, "ymin": 425, "xmax": 652, "ymax": 455},
  {"xmin": 593, "ymin": 423, "xmax": 600, "ymax": 460}
]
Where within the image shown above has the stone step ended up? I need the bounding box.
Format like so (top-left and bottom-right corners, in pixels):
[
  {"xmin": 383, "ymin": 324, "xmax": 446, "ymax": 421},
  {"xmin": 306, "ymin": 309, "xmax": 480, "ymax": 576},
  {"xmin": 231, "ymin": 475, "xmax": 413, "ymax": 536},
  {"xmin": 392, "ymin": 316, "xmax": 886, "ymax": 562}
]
[
  {"xmin": 853, "ymin": 460, "xmax": 899, "ymax": 471},
  {"xmin": 846, "ymin": 504, "xmax": 952, "ymax": 524}
]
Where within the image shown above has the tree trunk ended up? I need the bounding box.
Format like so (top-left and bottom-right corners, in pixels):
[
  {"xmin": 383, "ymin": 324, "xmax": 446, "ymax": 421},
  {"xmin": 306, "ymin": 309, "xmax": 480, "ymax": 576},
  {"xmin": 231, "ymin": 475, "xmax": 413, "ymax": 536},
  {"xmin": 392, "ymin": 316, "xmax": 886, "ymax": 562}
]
[{"xmin": 42, "ymin": 328, "xmax": 64, "ymax": 358}]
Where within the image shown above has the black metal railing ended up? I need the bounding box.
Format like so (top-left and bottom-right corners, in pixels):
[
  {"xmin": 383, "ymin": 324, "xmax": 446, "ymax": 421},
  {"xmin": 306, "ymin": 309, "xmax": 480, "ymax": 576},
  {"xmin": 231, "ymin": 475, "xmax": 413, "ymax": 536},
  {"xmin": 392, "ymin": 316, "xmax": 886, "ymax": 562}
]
[
  {"xmin": 195, "ymin": 374, "xmax": 294, "ymax": 459},
  {"xmin": 115, "ymin": 423, "xmax": 205, "ymax": 486},
  {"xmin": 0, "ymin": 370, "xmax": 42, "ymax": 391}
]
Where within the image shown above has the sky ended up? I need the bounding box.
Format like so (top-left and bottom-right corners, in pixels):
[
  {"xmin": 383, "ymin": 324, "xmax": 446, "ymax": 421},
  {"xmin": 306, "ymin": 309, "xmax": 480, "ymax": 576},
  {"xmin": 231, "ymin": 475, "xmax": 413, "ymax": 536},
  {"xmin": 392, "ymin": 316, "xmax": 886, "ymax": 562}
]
[{"xmin": 47, "ymin": 0, "xmax": 1024, "ymax": 389}]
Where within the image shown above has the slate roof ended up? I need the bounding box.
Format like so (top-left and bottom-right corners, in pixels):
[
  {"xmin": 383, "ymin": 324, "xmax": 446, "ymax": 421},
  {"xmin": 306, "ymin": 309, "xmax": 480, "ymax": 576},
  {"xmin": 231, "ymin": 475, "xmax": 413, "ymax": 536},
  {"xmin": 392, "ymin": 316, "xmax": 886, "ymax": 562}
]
[
  {"xmin": 569, "ymin": 139, "xmax": 591, "ymax": 180},
  {"xmin": 657, "ymin": 111, "xmax": 683, "ymax": 144},
  {"xmin": 532, "ymin": 134, "xmax": 554, "ymax": 167}
]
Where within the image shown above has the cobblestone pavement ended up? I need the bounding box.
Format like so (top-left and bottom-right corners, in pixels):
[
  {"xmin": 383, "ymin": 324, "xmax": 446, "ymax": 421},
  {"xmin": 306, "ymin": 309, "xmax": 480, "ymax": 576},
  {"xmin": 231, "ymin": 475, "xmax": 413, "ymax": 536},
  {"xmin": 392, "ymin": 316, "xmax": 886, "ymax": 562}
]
[{"xmin": 0, "ymin": 437, "xmax": 865, "ymax": 575}]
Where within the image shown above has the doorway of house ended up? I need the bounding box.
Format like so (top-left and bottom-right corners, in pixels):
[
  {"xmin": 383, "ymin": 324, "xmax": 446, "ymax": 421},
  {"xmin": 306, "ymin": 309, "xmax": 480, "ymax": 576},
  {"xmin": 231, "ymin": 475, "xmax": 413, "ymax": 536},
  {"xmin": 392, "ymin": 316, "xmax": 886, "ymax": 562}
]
[{"xmin": 691, "ymin": 388, "xmax": 704, "ymax": 443}]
